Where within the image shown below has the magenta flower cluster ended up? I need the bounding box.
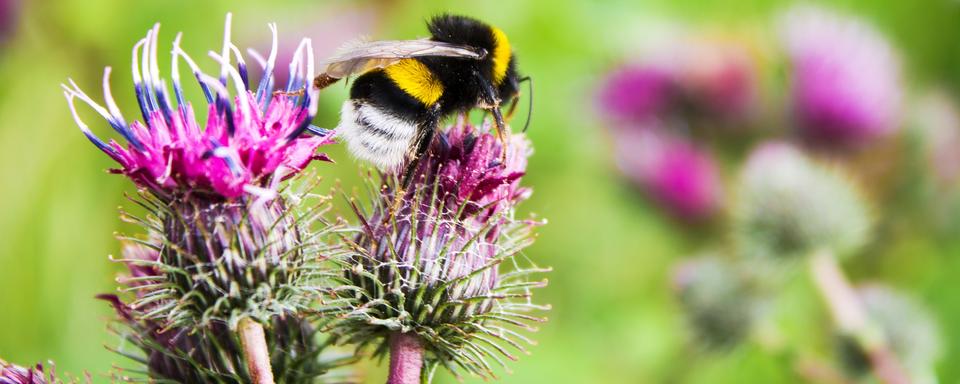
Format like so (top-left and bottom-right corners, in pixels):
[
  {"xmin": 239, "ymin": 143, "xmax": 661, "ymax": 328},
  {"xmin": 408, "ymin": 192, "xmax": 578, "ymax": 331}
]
[{"xmin": 63, "ymin": 14, "xmax": 332, "ymax": 200}]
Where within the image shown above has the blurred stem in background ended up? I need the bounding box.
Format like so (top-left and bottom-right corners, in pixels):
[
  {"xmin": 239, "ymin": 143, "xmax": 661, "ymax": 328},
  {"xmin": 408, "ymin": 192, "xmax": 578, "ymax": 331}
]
[{"xmin": 809, "ymin": 250, "xmax": 909, "ymax": 384}]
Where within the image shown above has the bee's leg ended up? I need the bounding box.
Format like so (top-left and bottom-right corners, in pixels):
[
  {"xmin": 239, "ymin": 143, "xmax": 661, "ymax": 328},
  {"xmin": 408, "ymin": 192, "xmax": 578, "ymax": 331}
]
[
  {"xmin": 273, "ymin": 89, "xmax": 305, "ymax": 97},
  {"xmin": 390, "ymin": 104, "xmax": 441, "ymax": 215},
  {"xmin": 476, "ymin": 72, "xmax": 510, "ymax": 160},
  {"xmin": 505, "ymin": 95, "xmax": 521, "ymax": 122},
  {"xmin": 491, "ymin": 105, "xmax": 508, "ymax": 162},
  {"xmin": 313, "ymin": 73, "xmax": 341, "ymax": 90}
]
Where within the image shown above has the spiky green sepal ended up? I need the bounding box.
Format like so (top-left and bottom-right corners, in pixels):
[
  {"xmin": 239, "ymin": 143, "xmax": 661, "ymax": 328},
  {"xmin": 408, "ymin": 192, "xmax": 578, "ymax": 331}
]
[{"xmin": 114, "ymin": 189, "xmax": 332, "ymax": 332}]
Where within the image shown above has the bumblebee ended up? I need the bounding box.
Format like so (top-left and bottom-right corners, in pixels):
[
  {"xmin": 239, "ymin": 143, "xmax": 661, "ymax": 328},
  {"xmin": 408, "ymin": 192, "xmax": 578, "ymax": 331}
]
[{"xmin": 312, "ymin": 14, "xmax": 526, "ymax": 182}]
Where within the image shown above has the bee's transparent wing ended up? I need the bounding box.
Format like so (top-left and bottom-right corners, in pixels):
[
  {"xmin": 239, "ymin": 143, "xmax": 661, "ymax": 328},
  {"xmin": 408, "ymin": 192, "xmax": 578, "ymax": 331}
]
[{"xmin": 321, "ymin": 39, "xmax": 486, "ymax": 79}]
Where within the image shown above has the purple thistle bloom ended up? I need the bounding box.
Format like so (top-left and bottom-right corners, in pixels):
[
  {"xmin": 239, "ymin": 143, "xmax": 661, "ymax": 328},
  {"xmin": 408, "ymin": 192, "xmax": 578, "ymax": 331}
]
[
  {"xmin": 328, "ymin": 120, "xmax": 547, "ymax": 380},
  {"xmin": 614, "ymin": 129, "xmax": 723, "ymax": 222},
  {"xmin": 63, "ymin": 14, "xmax": 333, "ymax": 201},
  {"xmin": 780, "ymin": 5, "xmax": 903, "ymax": 149},
  {"xmin": 597, "ymin": 65, "xmax": 674, "ymax": 124},
  {"xmin": 0, "ymin": 360, "xmax": 52, "ymax": 384}
]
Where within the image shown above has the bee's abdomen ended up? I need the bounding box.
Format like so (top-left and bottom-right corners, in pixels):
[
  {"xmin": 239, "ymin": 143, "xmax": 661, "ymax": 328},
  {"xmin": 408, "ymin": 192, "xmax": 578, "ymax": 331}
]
[{"xmin": 337, "ymin": 100, "xmax": 417, "ymax": 172}]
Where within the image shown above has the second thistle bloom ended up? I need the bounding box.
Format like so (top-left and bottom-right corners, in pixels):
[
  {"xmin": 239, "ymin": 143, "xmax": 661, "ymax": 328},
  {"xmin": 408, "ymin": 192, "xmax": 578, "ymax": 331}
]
[{"xmin": 327, "ymin": 120, "xmax": 547, "ymax": 380}]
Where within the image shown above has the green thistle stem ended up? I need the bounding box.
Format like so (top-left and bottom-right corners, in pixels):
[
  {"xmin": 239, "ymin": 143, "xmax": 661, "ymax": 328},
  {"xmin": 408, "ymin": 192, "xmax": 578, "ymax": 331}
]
[
  {"xmin": 238, "ymin": 317, "xmax": 275, "ymax": 384},
  {"xmin": 388, "ymin": 332, "xmax": 424, "ymax": 384},
  {"xmin": 808, "ymin": 249, "xmax": 910, "ymax": 384}
]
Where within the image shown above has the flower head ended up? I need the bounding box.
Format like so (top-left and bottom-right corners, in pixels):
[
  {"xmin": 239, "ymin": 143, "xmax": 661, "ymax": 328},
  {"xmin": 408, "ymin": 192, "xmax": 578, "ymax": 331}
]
[
  {"xmin": 615, "ymin": 129, "xmax": 723, "ymax": 222},
  {"xmin": 63, "ymin": 14, "xmax": 333, "ymax": 201},
  {"xmin": 780, "ymin": 5, "xmax": 902, "ymax": 149},
  {"xmin": 0, "ymin": 360, "xmax": 52, "ymax": 384},
  {"xmin": 734, "ymin": 142, "xmax": 872, "ymax": 261},
  {"xmin": 672, "ymin": 255, "xmax": 754, "ymax": 349},
  {"xmin": 326, "ymin": 120, "xmax": 547, "ymax": 380},
  {"xmin": 674, "ymin": 35, "xmax": 759, "ymax": 121},
  {"xmin": 597, "ymin": 65, "xmax": 674, "ymax": 125}
]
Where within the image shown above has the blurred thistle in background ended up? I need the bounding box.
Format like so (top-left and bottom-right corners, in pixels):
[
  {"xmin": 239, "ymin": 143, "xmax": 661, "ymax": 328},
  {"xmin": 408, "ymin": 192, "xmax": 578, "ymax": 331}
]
[
  {"xmin": 612, "ymin": 128, "xmax": 723, "ymax": 222},
  {"xmin": 0, "ymin": 0, "xmax": 17, "ymax": 46},
  {"xmin": 780, "ymin": 5, "xmax": 903, "ymax": 150},
  {"xmin": 836, "ymin": 285, "xmax": 942, "ymax": 384},
  {"xmin": 733, "ymin": 142, "xmax": 872, "ymax": 262}
]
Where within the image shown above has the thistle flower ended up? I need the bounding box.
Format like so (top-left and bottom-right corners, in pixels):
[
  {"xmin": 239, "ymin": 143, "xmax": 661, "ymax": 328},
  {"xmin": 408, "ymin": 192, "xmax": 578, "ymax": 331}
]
[
  {"xmin": 780, "ymin": 5, "xmax": 902, "ymax": 149},
  {"xmin": 100, "ymin": 241, "xmax": 354, "ymax": 383},
  {"xmin": 63, "ymin": 14, "xmax": 332, "ymax": 201},
  {"xmin": 614, "ymin": 129, "xmax": 723, "ymax": 222},
  {"xmin": 0, "ymin": 360, "xmax": 52, "ymax": 384},
  {"xmin": 597, "ymin": 65, "xmax": 674, "ymax": 125},
  {"xmin": 734, "ymin": 142, "xmax": 871, "ymax": 261},
  {"xmin": 65, "ymin": 15, "xmax": 337, "ymax": 384},
  {"xmin": 674, "ymin": 35, "xmax": 759, "ymax": 122},
  {"xmin": 325, "ymin": 120, "xmax": 548, "ymax": 382},
  {"xmin": 672, "ymin": 255, "xmax": 754, "ymax": 349},
  {"xmin": 835, "ymin": 285, "xmax": 942, "ymax": 384}
]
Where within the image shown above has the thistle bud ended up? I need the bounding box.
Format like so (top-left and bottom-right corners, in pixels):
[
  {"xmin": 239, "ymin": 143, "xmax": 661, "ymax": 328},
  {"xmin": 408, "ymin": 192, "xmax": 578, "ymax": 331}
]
[
  {"xmin": 326, "ymin": 120, "xmax": 548, "ymax": 380},
  {"xmin": 672, "ymin": 255, "xmax": 754, "ymax": 349},
  {"xmin": 734, "ymin": 142, "xmax": 871, "ymax": 261}
]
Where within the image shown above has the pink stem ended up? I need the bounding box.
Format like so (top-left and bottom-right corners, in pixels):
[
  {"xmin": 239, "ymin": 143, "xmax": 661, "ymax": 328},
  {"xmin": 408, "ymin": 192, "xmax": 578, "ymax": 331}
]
[
  {"xmin": 809, "ymin": 250, "xmax": 911, "ymax": 384},
  {"xmin": 388, "ymin": 332, "xmax": 424, "ymax": 384}
]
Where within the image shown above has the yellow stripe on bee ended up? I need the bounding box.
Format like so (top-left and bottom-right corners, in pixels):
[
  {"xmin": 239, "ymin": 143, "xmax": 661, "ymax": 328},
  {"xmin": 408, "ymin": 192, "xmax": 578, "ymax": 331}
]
[
  {"xmin": 491, "ymin": 27, "xmax": 512, "ymax": 85},
  {"xmin": 384, "ymin": 59, "xmax": 444, "ymax": 106}
]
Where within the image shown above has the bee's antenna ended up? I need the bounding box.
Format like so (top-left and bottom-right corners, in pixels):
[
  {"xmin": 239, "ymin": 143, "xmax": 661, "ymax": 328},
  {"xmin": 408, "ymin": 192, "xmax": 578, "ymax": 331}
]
[{"xmin": 519, "ymin": 76, "xmax": 534, "ymax": 133}]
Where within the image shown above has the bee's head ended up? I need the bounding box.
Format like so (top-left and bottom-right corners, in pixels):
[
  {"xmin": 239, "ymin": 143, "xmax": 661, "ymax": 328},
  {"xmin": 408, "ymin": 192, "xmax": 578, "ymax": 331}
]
[{"xmin": 427, "ymin": 14, "xmax": 516, "ymax": 94}]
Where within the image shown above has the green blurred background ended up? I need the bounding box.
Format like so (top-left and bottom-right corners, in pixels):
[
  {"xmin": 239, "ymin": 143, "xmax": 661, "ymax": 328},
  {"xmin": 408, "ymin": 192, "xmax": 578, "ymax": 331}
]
[{"xmin": 1, "ymin": 0, "xmax": 959, "ymax": 383}]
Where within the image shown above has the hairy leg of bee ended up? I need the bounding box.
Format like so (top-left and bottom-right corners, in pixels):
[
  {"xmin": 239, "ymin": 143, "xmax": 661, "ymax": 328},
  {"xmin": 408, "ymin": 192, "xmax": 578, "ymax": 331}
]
[
  {"xmin": 491, "ymin": 105, "xmax": 509, "ymax": 162},
  {"xmin": 505, "ymin": 95, "xmax": 521, "ymax": 122},
  {"xmin": 390, "ymin": 106, "xmax": 441, "ymax": 217}
]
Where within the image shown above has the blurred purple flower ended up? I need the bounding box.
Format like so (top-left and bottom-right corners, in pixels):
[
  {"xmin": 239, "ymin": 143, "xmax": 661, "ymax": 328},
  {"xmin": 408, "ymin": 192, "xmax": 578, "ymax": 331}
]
[
  {"xmin": 63, "ymin": 14, "xmax": 333, "ymax": 201},
  {"xmin": 0, "ymin": 0, "xmax": 18, "ymax": 44},
  {"xmin": 675, "ymin": 37, "xmax": 759, "ymax": 121},
  {"xmin": 597, "ymin": 65, "xmax": 674, "ymax": 124},
  {"xmin": 615, "ymin": 129, "xmax": 723, "ymax": 221},
  {"xmin": 780, "ymin": 5, "xmax": 902, "ymax": 149},
  {"xmin": 0, "ymin": 360, "xmax": 51, "ymax": 384}
]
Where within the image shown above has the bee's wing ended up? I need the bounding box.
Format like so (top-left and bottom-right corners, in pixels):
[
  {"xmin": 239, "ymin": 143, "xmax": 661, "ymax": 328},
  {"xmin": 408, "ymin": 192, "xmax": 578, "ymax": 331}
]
[{"xmin": 321, "ymin": 39, "xmax": 486, "ymax": 79}]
